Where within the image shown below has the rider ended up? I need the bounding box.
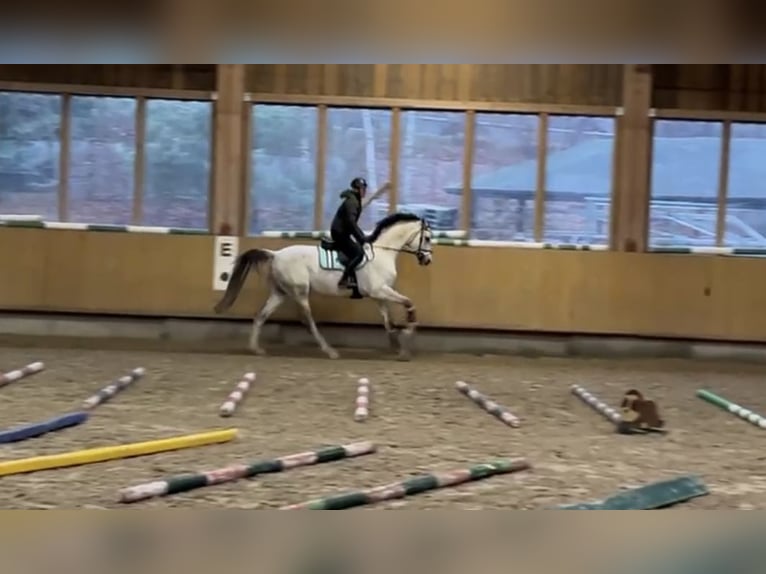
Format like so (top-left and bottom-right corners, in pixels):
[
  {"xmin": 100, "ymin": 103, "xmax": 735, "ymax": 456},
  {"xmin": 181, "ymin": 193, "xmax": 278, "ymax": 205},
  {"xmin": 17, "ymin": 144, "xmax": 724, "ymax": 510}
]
[{"xmin": 330, "ymin": 177, "xmax": 368, "ymax": 298}]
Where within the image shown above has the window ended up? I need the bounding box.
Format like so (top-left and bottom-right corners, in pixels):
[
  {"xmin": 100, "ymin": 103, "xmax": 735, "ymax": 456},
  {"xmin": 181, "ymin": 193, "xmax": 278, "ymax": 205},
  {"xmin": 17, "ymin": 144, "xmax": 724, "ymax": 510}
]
[
  {"xmin": 398, "ymin": 110, "xmax": 464, "ymax": 231},
  {"xmin": 649, "ymin": 119, "xmax": 723, "ymax": 247},
  {"xmin": 69, "ymin": 96, "xmax": 136, "ymax": 224},
  {"xmin": 726, "ymin": 122, "xmax": 766, "ymax": 248},
  {"xmin": 323, "ymin": 107, "xmax": 391, "ymax": 230},
  {"xmin": 250, "ymin": 104, "xmax": 318, "ymax": 233},
  {"xmin": 470, "ymin": 113, "xmax": 538, "ymax": 241},
  {"xmin": 544, "ymin": 115, "xmax": 616, "ymax": 244},
  {"xmin": 0, "ymin": 91, "xmax": 61, "ymax": 220},
  {"xmin": 144, "ymin": 99, "xmax": 212, "ymax": 229}
]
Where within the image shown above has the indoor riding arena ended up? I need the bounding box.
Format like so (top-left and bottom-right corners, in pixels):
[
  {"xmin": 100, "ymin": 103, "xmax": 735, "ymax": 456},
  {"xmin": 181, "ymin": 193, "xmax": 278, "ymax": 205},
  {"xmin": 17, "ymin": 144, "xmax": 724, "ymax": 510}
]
[{"xmin": 2, "ymin": 64, "xmax": 766, "ymax": 511}]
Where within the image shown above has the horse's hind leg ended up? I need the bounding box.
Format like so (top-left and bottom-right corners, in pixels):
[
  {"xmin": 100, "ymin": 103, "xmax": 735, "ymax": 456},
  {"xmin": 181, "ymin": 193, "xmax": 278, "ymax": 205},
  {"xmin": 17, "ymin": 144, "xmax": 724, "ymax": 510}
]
[
  {"xmin": 249, "ymin": 289, "xmax": 286, "ymax": 355},
  {"xmin": 294, "ymin": 291, "xmax": 339, "ymax": 359}
]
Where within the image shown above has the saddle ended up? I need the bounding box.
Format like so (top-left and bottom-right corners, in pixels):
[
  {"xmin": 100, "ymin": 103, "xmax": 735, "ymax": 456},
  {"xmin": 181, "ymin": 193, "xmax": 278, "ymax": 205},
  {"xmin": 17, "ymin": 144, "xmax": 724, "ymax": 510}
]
[
  {"xmin": 320, "ymin": 238, "xmax": 351, "ymax": 267},
  {"xmin": 320, "ymin": 238, "xmax": 337, "ymax": 251},
  {"xmin": 617, "ymin": 389, "xmax": 666, "ymax": 434}
]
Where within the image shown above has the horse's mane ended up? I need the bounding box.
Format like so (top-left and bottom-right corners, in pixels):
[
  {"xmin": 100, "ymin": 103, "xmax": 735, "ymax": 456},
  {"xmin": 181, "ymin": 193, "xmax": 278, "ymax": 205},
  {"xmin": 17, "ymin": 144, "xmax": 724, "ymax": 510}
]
[{"xmin": 367, "ymin": 212, "xmax": 422, "ymax": 243}]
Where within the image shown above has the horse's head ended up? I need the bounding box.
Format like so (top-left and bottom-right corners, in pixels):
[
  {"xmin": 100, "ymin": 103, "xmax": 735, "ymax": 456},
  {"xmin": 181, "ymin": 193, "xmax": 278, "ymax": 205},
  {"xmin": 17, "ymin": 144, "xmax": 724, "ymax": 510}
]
[
  {"xmin": 407, "ymin": 218, "xmax": 433, "ymax": 266},
  {"xmin": 369, "ymin": 212, "xmax": 433, "ymax": 266}
]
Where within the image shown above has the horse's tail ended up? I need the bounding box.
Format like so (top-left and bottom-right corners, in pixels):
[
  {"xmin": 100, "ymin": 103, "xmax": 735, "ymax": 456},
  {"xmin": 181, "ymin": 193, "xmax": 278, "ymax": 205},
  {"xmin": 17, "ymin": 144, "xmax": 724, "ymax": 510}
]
[{"xmin": 214, "ymin": 248, "xmax": 274, "ymax": 313}]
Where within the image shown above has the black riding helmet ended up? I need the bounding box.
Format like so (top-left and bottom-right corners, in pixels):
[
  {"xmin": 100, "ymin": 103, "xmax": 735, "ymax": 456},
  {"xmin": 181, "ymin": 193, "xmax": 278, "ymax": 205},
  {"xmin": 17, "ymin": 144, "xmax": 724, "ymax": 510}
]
[{"xmin": 350, "ymin": 177, "xmax": 368, "ymax": 192}]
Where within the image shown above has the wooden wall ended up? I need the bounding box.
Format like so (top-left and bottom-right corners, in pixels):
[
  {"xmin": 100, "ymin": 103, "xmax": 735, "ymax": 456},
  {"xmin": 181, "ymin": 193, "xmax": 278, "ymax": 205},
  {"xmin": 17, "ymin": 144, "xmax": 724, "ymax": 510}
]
[
  {"xmin": 653, "ymin": 64, "xmax": 766, "ymax": 112},
  {"xmin": 0, "ymin": 64, "xmax": 622, "ymax": 105},
  {"xmin": 1, "ymin": 64, "xmax": 766, "ymax": 344},
  {"xmin": 247, "ymin": 64, "xmax": 623, "ymax": 106},
  {"xmin": 1, "ymin": 228, "xmax": 766, "ymax": 343},
  {"xmin": 8, "ymin": 64, "xmax": 766, "ymax": 112},
  {"xmin": 0, "ymin": 65, "xmax": 216, "ymax": 91}
]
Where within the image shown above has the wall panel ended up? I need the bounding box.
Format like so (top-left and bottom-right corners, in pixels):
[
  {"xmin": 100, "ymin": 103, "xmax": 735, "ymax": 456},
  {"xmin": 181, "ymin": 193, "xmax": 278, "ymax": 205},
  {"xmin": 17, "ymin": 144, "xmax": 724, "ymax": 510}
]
[
  {"xmin": 246, "ymin": 64, "xmax": 623, "ymax": 106},
  {"xmin": 2, "ymin": 229, "xmax": 766, "ymax": 344},
  {"xmin": 0, "ymin": 65, "xmax": 216, "ymax": 91},
  {"xmin": 653, "ymin": 64, "xmax": 766, "ymax": 112}
]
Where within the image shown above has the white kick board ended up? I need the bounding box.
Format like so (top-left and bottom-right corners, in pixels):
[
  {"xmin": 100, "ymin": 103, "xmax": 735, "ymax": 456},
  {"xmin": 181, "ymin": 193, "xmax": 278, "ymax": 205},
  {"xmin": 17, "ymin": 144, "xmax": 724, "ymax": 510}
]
[{"xmin": 213, "ymin": 236, "xmax": 240, "ymax": 291}]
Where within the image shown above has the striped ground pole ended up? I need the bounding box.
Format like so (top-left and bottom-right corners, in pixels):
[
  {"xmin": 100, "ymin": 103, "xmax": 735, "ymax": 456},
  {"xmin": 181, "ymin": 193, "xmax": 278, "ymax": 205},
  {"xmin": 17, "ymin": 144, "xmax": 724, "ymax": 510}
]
[
  {"xmin": 354, "ymin": 377, "xmax": 370, "ymax": 422},
  {"xmin": 697, "ymin": 389, "xmax": 766, "ymax": 429},
  {"xmin": 0, "ymin": 361, "xmax": 45, "ymax": 388},
  {"xmin": 650, "ymin": 246, "xmax": 766, "ymax": 257},
  {"xmin": 118, "ymin": 441, "xmax": 377, "ymax": 503},
  {"xmin": 431, "ymin": 238, "xmax": 609, "ymax": 250},
  {"xmin": 455, "ymin": 381, "xmax": 520, "ymax": 427},
  {"xmin": 281, "ymin": 458, "xmax": 531, "ymax": 510},
  {"xmin": 260, "ymin": 230, "xmax": 467, "ymax": 240},
  {"xmin": 219, "ymin": 372, "xmax": 255, "ymax": 417},
  {"xmin": 571, "ymin": 384, "xmax": 623, "ymax": 425},
  {"xmin": 0, "ymin": 220, "xmax": 208, "ymax": 235},
  {"xmin": 82, "ymin": 368, "xmax": 145, "ymax": 410}
]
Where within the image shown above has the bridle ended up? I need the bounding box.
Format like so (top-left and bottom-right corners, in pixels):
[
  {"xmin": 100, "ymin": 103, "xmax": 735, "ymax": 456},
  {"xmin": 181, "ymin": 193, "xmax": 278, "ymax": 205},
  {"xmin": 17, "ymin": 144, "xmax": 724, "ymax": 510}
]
[{"xmin": 372, "ymin": 219, "xmax": 432, "ymax": 263}]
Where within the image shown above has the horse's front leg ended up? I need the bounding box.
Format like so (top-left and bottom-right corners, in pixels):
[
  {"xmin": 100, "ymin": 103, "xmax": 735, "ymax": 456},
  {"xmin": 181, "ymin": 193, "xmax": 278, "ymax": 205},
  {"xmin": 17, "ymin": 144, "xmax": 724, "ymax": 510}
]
[
  {"xmin": 371, "ymin": 285, "xmax": 418, "ymax": 361},
  {"xmin": 374, "ymin": 299, "xmax": 400, "ymax": 352}
]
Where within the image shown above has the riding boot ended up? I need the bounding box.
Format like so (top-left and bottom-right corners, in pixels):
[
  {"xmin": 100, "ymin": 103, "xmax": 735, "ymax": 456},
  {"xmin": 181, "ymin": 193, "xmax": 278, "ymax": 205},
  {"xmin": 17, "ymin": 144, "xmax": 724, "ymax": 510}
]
[
  {"xmin": 338, "ymin": 267, "xmax": 351, "ymax": 287},
  {"xmin": 348, "ymin": 271, "xmax": 363, "ymax": 299},
  {"xmin": 350, "ymin": 288, "xmax": 364, "ymax": 299}
]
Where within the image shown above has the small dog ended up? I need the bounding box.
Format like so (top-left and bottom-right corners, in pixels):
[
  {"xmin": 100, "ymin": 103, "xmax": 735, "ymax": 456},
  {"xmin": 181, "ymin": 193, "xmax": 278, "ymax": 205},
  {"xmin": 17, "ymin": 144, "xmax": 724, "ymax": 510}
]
[{"xmin": 620, "ymin": 389, "xmax": 665, "ymax": 431}]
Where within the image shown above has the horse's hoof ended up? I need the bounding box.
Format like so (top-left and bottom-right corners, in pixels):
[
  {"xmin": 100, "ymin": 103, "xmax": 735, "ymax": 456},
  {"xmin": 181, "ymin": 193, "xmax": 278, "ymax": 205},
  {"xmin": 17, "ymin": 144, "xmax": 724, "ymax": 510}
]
[
  {"xmin": 326, "ymin": 349, "xmax": 340, "ymax": 360},
  {"xmin": 388, "ymin": 331, "xmax": 400, "ymax": 350},
  {"xmin": 396, "ymin": 351, "xmax": 411, "ymax": 362},
  {"xmin": 251, "ymin": 347, "xmax": 267, "ymax": 356}
]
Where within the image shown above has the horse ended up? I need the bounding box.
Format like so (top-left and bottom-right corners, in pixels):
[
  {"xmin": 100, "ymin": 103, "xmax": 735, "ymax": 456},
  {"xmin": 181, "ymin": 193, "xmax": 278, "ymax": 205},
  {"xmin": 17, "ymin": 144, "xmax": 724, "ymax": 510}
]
[{"xmin": 213, "ymin": 212, "xmax": 434, "ymax": 360}]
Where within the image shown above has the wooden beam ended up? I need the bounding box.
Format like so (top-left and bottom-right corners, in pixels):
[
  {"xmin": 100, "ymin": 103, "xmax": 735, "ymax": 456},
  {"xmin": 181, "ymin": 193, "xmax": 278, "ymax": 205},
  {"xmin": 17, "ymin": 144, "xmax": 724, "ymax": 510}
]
[
  {"xmin": 132, "ymin": 97, "xmax": 146, "ymax": 225},
  {"xmin": 461, "ymin": 110, "xmax": 476, "ymax": 232},
  {"xmin": 534, "ymin": 113, "xmax": 549, "ymax": 242},
  {"xmin": 716, "ymin": 120, "xmax": 731, "ymax": 246},
  {"xmin": 211, "ymin": 65, "xmax": 246, "ymax": 236},
  {"xmin": 608, "ymin": 116, "xmax": 622, "ymax": 250},
  {"xmin": 0, "ymin": 81, "xmax": 213, "ymax": 101},
  {"xmin": 613, "ymin": 65, "xmax": 653, "ymax": 252},
  {"xmin": 389, "ymin": 108, "xmax": 401, "ymax": 213},
  {"xmin": 314, "ymin": 105, "xmax": 328, "ymax": 230},
  {"xmin": 58, "ymin": 94, "xmax": 71, "ymax": 222},
  {"xmin": 207, "ymin": 99, "xmax": 217, "ymax": 233},
  {"xmin": 248, "ymin": 92, "xmax": 619, "ymax": 116},
  {"xmin": 652, "ymin": 107, "xmax": 766, "ymax": 123},
  {"xmin": 239, "ymin": 100, "xmax": 253, "ymax": 235}
]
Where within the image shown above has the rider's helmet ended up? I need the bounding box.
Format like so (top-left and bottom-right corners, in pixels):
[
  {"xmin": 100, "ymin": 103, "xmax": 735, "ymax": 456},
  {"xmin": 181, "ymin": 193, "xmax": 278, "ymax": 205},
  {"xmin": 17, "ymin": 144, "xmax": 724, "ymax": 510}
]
[{"xmin": 350, "ymin": 177, "xmax": 368, "ymax": 193}]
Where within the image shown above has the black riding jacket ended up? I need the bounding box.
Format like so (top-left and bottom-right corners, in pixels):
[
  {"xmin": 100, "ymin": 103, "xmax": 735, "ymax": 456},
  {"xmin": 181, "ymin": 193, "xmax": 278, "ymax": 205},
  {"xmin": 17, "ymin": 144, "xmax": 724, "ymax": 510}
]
[{"xmin": 330, "ymin": 189, "xmax": 366, "ymax": 244}]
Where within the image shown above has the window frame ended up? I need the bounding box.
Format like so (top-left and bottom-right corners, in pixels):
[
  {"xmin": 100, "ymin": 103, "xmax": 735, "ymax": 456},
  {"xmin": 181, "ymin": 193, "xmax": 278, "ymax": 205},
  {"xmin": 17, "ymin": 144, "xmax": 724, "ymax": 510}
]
[{"xmin": 0, "ymin": 85, "xmax": 215, "ymax": 232}]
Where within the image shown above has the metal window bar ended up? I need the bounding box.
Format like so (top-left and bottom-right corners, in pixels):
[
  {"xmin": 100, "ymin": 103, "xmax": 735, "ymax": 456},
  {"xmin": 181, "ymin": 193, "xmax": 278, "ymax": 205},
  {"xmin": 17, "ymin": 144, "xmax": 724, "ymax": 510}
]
[
  {"xmin": 715, "ymin": 120, "xmax": 731, "ymax": 246},
  {"xmin": 314, "ymin": 105, "xmax": 328, "ymax": 231},
  {"xmin": 389, "ymin": 108, "xmax": 401, "ymax": 214},
  {"xmin": 533, "ymin": 113, "xmax": 549, "ymax": 242},
  {"xmin": 58, "ymin": 93, "xmax": 71, "ymax": 222},
  {"xmin": 238, "ymin": 97, "xmax": 253, "ymax": 237},
  {"xmin": 207, "ymin": 97, "xmax": 219, "ymax": 234},
  {"xmin": 461, "ymin": 110, "xmax": 475, "ymax": 233},
  {"xmin": 132, "ymin": 96, "xmax": 146, "ymax": 225}
]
